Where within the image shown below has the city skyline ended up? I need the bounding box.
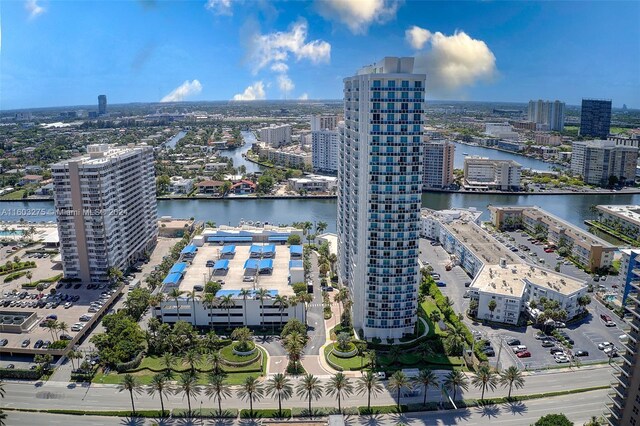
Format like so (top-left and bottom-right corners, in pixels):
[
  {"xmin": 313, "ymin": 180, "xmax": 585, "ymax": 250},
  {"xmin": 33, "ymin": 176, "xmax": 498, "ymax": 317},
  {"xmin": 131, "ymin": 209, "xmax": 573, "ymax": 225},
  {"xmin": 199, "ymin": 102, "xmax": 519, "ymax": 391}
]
[{"xmin": 3, "ymin": 0, "xmax": 639, "ymax": 110}]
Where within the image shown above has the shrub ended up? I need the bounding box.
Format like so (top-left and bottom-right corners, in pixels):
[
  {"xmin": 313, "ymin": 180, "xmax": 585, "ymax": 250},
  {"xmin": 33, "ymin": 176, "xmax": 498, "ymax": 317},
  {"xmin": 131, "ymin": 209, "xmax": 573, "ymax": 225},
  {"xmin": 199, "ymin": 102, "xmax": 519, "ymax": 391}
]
[
  {"xmin": 0, "ymin": 368, "xmax": 42, "ymax": 380},
  {"xmin": 240, "ymin": 408, "xmax": 291, "ymax": 419},
  {"xmin": 4, "ymin": 271, "xmax": 28, "ymax": 283},
  {"xmin": 358, "ymin": 405, "xmax": 408, "ymax": 415},
  {"xmin": 115, "ymin": 350, "xmax": 145, "ymax": 373}
]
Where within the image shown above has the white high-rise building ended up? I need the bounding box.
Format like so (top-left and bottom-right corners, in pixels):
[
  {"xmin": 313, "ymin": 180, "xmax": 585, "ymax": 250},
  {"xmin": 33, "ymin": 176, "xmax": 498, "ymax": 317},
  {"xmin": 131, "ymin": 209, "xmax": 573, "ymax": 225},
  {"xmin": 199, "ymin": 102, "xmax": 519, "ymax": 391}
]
[
  {"xmin": 571, "ymin": 140, "xmax": 638, "ymax": 187},
  {"xmin": 312, "ymin": 128, "xmax": 340, "ymax": 173},
  {"xmin": 338, "ymin": 57, "xmax": 424, "ymax": 340},
  {"xmin": 310, "ymin": 114, "xmax": 340, "ymax": 132},
  {"xmin": 527, "ymin": 100, "xmax": 565, "ymax": 131},
  {"xmin": 52, "ymin": 144, "xmax": 158, "ymax": 284},
  {"xmin": 258, "ymin": 124, "xmax": 291, "ymax": 147}
]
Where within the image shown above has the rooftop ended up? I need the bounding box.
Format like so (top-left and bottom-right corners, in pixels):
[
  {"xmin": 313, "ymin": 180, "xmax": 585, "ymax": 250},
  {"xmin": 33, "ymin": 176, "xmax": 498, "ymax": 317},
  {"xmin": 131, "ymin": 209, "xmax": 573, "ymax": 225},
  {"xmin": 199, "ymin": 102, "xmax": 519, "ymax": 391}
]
[
  {"xmin": 596, "ymin": 205, "xmax": 640, "ymax": 225},
  {"xmin": 442, "ymin": 220, "xmax": 521, "ymax": 266},
  {"xmin": 473, "ymin": 263, "xmax": 585, "ymax": 297}
]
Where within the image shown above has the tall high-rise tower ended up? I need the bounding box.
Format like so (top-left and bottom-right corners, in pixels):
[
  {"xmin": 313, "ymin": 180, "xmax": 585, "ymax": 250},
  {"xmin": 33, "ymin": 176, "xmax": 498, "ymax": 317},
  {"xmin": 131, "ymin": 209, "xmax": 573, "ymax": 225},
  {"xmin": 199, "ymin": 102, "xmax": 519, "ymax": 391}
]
[
  {"xmin": 98, "ymin": 94, "xmax": 107, "ymax": 115},
  {"xmin": 338, "ymin": 57, "xmax": 424, "ymax": 340},
  {"xmin": 580, "ymin": 99, "xmax": 612, "ymax": 138}
]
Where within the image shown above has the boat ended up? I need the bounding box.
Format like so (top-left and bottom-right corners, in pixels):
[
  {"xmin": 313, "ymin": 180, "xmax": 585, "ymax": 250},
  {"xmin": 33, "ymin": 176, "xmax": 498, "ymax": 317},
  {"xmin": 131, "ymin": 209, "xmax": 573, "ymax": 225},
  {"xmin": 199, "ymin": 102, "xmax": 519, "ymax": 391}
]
[{"xmin": 463, "ymin": 152, "xmax": 469, "ymax": 156}]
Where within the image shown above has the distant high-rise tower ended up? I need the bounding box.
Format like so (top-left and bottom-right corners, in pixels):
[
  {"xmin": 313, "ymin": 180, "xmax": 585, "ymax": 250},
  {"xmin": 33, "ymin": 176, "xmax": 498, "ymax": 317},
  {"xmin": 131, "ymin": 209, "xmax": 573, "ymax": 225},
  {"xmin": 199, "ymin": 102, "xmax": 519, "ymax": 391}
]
[
  {"xmin": 580, "ymin": 99, "xmax": 611, "ymax": 138},
  {"xmin": 527, "ymin": 99, "xmax": 565, "ymax": 131},
  {"xmin": 423, "ymin": 140, "xmax": 455, "ymax": 189},
  {"xmin": 98, "ymin": 95, "xmax": 107, "ymax": 115},
  {"xmin": 338, "ymin": 57, "xmax": 424, "ymax": 340}
]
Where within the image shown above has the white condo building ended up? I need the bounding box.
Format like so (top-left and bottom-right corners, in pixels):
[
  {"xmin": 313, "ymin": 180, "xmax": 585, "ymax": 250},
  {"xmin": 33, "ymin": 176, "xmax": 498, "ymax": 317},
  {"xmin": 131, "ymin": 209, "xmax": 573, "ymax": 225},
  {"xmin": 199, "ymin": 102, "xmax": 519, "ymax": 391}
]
[
  {"xmin": 52, "ymin": 144, "xmax": 158, "ymax": 284},
  {"xmin": 338, "ymin": 57, "xmax": 424, "ymax": 340},
  {"xmin": 312, "ymin": 129, "xmax": 340, "ymax": 173},
  {"xmin": 527, "ymin": 100, "xmax": 565, "ymax": 131},
  {"xmin": 311, "ymin": 114, "xmax": 340, "ymax": 132},
  {"xmin": 463, "ymin": 156, "xmax": 521, "ymax": 191},
  {"xmin": 571, "ymin": 139, "xmax": 638, "ymax": 186},
  {"xmin": 258, "ymin": 124, "xmax": 292, "ymax": 147}
]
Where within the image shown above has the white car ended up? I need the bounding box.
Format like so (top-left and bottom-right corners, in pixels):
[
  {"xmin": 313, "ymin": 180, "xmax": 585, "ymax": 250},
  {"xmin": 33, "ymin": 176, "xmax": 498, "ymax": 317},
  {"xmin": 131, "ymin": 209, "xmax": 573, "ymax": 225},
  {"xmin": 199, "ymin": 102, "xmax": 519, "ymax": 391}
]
[
  {"xmin": 64, "ymin": 302, "xmax": 73, "ymax": 309},
  {"xmin": 71, "ymin": 323, "xmax": 85, "ymax": 332},
  {"xmin": 604, "ymin": 347, "xmax": 618, "ymax": 356},
  {"xmin": 512, "ymin": 345, "xmax": 527, "ymax": 353},
  {"xmin": 554, "ymin": 355, "xmax": 570, "ymax": 363},
  {"xmin": 598, "ymin": 342, "xmax": 613, "ymax": 350}
]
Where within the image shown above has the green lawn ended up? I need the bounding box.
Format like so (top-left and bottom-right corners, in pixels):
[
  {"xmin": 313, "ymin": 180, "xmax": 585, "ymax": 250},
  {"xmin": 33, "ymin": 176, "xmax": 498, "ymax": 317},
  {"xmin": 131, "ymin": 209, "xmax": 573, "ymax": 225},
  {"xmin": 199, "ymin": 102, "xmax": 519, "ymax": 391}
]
[
  {"xmin": 324, "ymin": 344, "xmax": 368, "ymax": 370},
  {"xmin": 0, "ymin": 190, "xmax": 26, "ymax": 200},
  {"xmin": 219, "ymin": 343, "xmax": 259, "ymax": 363},
  {"xmin": 420, "ymin": 298, "xmax": 447, "ymax": 337}
]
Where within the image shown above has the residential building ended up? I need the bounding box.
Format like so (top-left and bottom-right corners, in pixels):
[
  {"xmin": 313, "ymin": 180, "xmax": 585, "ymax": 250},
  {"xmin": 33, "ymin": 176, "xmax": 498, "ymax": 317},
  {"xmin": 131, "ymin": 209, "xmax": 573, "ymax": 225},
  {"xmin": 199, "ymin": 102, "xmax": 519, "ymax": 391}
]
[
  {"xmin": 463, "ymin": 157, "xmax": 521, "ymax": 191},
  {"xmin": 52, "ymin": 144, "xmax": 157, "ymax": 284},
  {"xmin": 489, "ymin": 206, "xmax": 616, "ymax": 272},
  {"xmin": 534, "ymin": 133, "xmax": 563, "ymax": 146},
  {"xmin": 312, "ymin": 129, "xmax": 339, "ymax": 173},
  {"xmin": 527, "ymin": 99, "xmax": 565, "ymax": 131},
  {"xmin": 14, "ymin": 111, "xmax": 32, "ymax": 121},
  {"xmin": 98, "ymin": 94, "xmax": 107, "ymax": 115},
  {"xmin": 287, "ymin": 175, "xmax": 337, "ymax": 193},
  {"xmin": 609, "ymin": 135, "xmax": 640, "ymax": 149},
  {"xmin": 258, "ymin": 124, "xmax": 291, "ymax": 147},
  {"xmin": 423, "ymin": 140, "xmax": 455, "ymax": 189},
  {"xmin": 596, "ymin": 205, "xmax": 640, "ymax": 242},
  {"xmin": 196, "ymin": 180, "xmax": 224, "ymax": 194},
  {"xmin": 580, "ymin": 99, "xmax": 612, "ymax": 138},
  {"xmin": 169, "ymin": 177, "xmax": 194, "ymax": 194},
  {"xmin": 254, "ymin": 143, "xmax": 311, "ymax": 169},
  {"xmin": 607, "ymin": 277, "xmax": 640, "ymax": 425},
  {"xmin": 311, "ymin": 114, "xmax": 340, "ymax": 131},
  {"xmin": 571, "ymin": 140, "xmax": 638, "ymax": 186},
  {"xmin": 619, "ymin": 249, "xmax": 640, "ymax": 305},
  {"xmin": 485, "ymin": 123, "xmax": 519, "ymax": 140},
  {"xmin": 338, "ymin": 57, "xmax": 424, "ymax": 340},
  {"xmin": 420, "ymin": 207, "xmax": 482, "ymax": 240},
  {"xmin": 230, "ymin": 180, "xmax": 256, "ymax": 195}
]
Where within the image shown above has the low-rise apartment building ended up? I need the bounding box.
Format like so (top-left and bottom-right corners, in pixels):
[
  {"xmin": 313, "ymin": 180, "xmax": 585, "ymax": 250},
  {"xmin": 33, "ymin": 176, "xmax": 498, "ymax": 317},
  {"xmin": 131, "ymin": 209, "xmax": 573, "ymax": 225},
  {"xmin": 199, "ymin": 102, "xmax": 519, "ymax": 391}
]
[
  {"xmin": 255, "ymin": 143, "xmax": 312, "ymax": 170},
  {"xmin": 287, "ymin": 175, "xmax": 337, "ymax": 193},
  {"xmin": 596, "ymin": 205, "xmax": 640, "ymax": 240},
  {"xmin": 463, "ymin": 157, "xmax": 521, "ymax": 191},
  {"xmin": 489, "ymin": 206, "xmax": 616, "ymax": 272}
]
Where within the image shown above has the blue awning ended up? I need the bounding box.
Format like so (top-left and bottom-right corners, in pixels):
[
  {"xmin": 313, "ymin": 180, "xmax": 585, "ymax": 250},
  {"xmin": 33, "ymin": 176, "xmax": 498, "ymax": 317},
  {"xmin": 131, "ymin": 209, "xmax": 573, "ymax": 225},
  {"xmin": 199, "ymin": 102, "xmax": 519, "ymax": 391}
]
[
  {"xmin": 289, "ymin": 245, "xmax": 303, "ymax": 255},
  {"xmin": 181, "ymin": 244, "xmax": 197, "ymax": 255},
  {"xmin": 215, "ymin": 289, "xmax": 279, "ymax": 298},
  {"xmin": 214, "ymin": 259, "xmax": 229, "ymax": 270},
  {"xmin": 243, "ymin": 259, "xmax": 259, "ymax": 269},
  {"xmin": 229, "ymin": 236, "xmax": 253, "ymax": 242},
  {"xmin": 268, "ymin": 235, "xmax": 289, "ymax": 242},
  {"xmin": 258, "ymin": 259, "xmax": 273, "ymax": 270},
  {"xmin": 169, "ymin": 262, "xmax": 187, "ymax": 275},
  {"xmin": 289, "ymin": 260, "xmax": 303, "ymax": 269},
  {"xmin": 262, "ymin": 244, "xmax": 276, "ymax": 254},
  {"xmin": 249, "ymin": 245, "xmax": 262, "ymax": 254},
  {"xmin": 163, "ymin": 272, "xmax": 183, "ymax": 285},
  {"xmin": 221, "ymin": 245, "xmax": 236, "ymax": 254}
]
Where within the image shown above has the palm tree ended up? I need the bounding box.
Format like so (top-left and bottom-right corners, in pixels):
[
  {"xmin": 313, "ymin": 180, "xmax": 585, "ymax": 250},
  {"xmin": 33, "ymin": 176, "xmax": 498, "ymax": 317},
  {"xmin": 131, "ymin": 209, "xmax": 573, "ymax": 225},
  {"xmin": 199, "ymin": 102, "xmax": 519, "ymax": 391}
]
[
  {"xmin": 162, "ymin": 353, "xmax": 176, "ymax": 379},
  {"xmin": 356, "ymin": 371, "xmax": 384, "ymax": 411},
  {"xmin": 325, "ymin": 372, "xmax": 353, "ymax": 413},
  {"xmin": 26, "ymin": 271, "xmax": 32, "ymax": 286},
  {"xmin": 205, "ymin": 372, "xmax": 232, "ymax": 417},
  {"xmin": 57, "ymin": 321, "xmax": 68, "ymax": 338},
  {"xmin": 203, "ymin": 293, "xmax": 217, "ymax": 330},
  {"xmin": 296, "ymin": 373, "xmax": 323, "ymax": 417},
  {"xmin": 239, "ymin": 288, "xmax": 251, "ymax": 326},
  {"xmin": 208, "ymin": 352, "xmax": 223, "ymax": 375},
  {"xmin": 413, "ymin": 369, "xmax": 439, "ymax": 407},
  {"xmin": 176, "ymin": 371, "xmax": 201, "ymax": 418},
  {"xmin": 169, "ymin": 288, "xmax": 184, "ymax": 321},
  {"xmin": 274, "ymin": 295, "xmax": 288, "ymax": 328},
  {"xmin": 315, "ymin": 221, "xmax": 328, "ymax": 235},
  {"xmin": 487, "ymin": 299, "xmax": 497, "ymax": 318},
  {"xmin": 218, "ymin": 294, "xmax": 236, "ymax": 329},
  {"xmin": 444, "ymin": 324, "xmax": 466, "ymax": 356},
  {"xmin": 236, "ymin": 376, "xmax": 264, "ymax": 417},
  {"xmin": 499, "ymin": 366, "xmax": 525, "ymax": 399},
  {"xmin": 148, "ymin": 373, "xmax": 172, "ymax": 417},
  {"xmin": 186, "ymin": 290, "xmax": 197, "ymax": 321},
  {"xmin": 255, "ymin": 288, "xmax": 269, "ymax": 329},
  {"xmin": 283, "ymin": 331, "xmax": 305, "ymax": 372},
  {"xmin": 444, "ymin": 370, "xmax": 468, "ymax": 402},
  {"xmin": 299, "ymin": 292, "xmax": 312, "ymax": 326},
  {"xmin": 387, "ymin": 371, "xmax": 411, "ymax": 411},
  {"xmin": 118, "ymin": 374, "xmax": 142, "ymax": 415},
  {"xmin": 45, "ymin": 320, "xmax": 58, "ymax": 341},
  {"xmin": 184, "ymin": 349, "xmax": 200, "ymax": 373},
  {"xmin": 366, "ymin": 350, "xmax": 377, "ymax": 370},
  {"xmin": 472, "ymin": 364, "xmax": 498, "ymax": 401},
  {"xmin": 266, "ymin": 373, "xmax": 293, "ymax": 417}
]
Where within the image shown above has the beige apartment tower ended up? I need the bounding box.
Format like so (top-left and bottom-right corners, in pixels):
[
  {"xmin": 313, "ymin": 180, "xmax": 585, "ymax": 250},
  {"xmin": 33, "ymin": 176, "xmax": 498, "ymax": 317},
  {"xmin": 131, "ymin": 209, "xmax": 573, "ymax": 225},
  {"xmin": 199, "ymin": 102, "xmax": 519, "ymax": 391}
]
[{"xmin": 52, "ymin": 144, "xmax": 158, "ymax": 284}]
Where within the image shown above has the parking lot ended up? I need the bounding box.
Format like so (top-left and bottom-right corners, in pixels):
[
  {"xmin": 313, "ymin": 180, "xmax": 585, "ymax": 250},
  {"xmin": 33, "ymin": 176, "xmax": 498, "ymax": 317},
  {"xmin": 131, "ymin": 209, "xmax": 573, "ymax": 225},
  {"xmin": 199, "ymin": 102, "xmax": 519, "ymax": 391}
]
[{"xmin": 419, "ymin": 234, "xmax": 627, "ymax": 370}]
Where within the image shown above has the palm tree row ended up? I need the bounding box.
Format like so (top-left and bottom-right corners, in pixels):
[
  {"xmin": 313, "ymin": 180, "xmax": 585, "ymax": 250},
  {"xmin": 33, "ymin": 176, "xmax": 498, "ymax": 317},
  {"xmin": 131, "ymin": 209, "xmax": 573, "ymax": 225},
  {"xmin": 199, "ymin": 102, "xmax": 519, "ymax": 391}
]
[{"xmin": 119, "ymin": 365, "xmax": 525, "ymax": 417}]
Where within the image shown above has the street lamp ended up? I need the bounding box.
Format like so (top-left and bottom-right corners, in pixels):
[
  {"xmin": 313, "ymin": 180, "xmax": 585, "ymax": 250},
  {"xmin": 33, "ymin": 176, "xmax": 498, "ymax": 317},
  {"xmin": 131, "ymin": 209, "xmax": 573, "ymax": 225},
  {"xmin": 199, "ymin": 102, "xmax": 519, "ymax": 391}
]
[{"xmin": 200, "ymin": 400, "xmax": 203, "ymax": 425}]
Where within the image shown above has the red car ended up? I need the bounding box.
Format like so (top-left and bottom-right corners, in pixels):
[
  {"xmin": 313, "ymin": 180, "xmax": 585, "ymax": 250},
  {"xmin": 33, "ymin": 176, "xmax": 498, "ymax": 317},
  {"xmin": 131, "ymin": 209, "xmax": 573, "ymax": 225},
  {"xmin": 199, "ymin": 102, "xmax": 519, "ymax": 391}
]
[{"xmin": 516, "ymin": 351, "xmax": 531, "ymax": 358}]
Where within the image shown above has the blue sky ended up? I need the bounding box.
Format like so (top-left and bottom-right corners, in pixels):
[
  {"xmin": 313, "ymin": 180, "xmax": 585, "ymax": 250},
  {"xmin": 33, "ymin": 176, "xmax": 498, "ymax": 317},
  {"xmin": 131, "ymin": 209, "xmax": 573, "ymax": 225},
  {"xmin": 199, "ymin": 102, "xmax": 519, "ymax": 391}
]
[{"xmin": 2, "ymin": 0, "xmax": 639, "ymax": 110}]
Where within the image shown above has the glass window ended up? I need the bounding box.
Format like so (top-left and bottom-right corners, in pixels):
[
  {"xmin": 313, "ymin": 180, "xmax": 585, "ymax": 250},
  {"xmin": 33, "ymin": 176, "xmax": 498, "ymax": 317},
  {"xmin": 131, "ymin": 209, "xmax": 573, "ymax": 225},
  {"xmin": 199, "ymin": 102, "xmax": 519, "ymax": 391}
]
[{"xmin": 373, "ymin": 80, "xmax": 381, "ymax": 87}]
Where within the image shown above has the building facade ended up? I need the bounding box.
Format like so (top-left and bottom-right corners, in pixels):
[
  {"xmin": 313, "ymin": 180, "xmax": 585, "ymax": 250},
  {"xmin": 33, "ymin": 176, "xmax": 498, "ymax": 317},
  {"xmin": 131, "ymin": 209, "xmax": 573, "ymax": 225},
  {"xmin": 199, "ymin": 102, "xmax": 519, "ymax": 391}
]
[
  {"xmin": 489, "ymin": 205, "xmax": 616, "ymax": 272},
  {"xmin": 98, "ymin": 95, "xmax": 107, "ymax": 115},
  {"xmin": 52, "ymin": 144, "xmax": 158, "ymax": 284},
  {"xmin": 258, "ymin": 124, "xmax": 292, "ymax": 147},
  {"xmin": 338, "ymin": 57, "xmax": 424, "ymax": 340},
  {"xmin": 254, "ymin": 143, "xmax": 311, "ymax": 169},
  {"xmin": 571, "ymin": 140, "xmax": 638, "ymax": 186},
  {"xmin": 527, "ymin": 99, "xmax": 565, "ymax": 131},
  {"xmin": 310, "ymin": 114, "xmax": 340, "ymax": 132},
  {"xmin": 580, "ymin": 99, "xmax": 612, "ymax": 138},
  {"xmin": 312, "ymin": 129, "xmax": 339, "ymax": 173},
  {"xmin": 463, "ymin": 157, "xmax": 521, "ymax": 191},
  {"xmin": 423, "ymin": 140, "xmax": 455, "ymax": 189}
]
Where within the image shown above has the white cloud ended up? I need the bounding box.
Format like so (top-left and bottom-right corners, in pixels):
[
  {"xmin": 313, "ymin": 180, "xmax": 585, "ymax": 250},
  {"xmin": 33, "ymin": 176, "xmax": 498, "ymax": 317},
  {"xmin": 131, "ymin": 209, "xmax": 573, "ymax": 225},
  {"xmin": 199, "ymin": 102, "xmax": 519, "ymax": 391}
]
[
  {"xmin": 232, "ymin": 81, "xmax": 266, "ymax": 101},
  {"xmin": 277, "ymin": 74, "xmax": 295, "ymax": 95},
  {"xmin": 299, "ymin": 93, "xmax": 309, "ymax": 100},
  {"xmin": 248, "ymin": 20, "xmax": 331, "ymax": 74},
  {"xmin": 160, "ymin": 80, "xmax": 202, "ymax": 102},
  {"xmin": 270, "ymin": 62, "xmax": 289, "ymax": 73},
  {"xmin": 405, "ymin": 25, "xmax": 431, "ymax": 50},
  {"xmin": 205, "ymin": 0, "xmax": 233, "ymax": 15},
  {"xmin": 413, "ymin": 30, "xmax": 497, "ymax": 95},
  {"xmin": 315, "ymin": 0, "xmax": 399, "ymax": 34},
  {"xmin": 25, "ymin": 0, "xmax": 45, "ymax": 19}
]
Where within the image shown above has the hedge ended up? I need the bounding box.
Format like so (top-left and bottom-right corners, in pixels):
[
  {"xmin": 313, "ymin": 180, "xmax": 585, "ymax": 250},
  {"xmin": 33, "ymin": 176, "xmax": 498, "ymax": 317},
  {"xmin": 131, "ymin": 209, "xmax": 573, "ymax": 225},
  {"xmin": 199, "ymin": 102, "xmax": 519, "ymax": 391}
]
[
  {"xmin": 359, "ymin": 405, "xmax": 408, "ymax": 415},
  {"xmin": 0, "ymin": 261, "xmax": 36, "ymax": 274},
  {"xmin": 4, "ymin": 271, "xmax": 28, "ymax": 282},
  {"xmin": 291, "ymin": 407, "xmax": 358, "ymax": 417},
  {"xmin": 173, "ymin": 408, "xmax": 238, "ymax": 418},
  {"xmin": 0, "ymin": 368, "xmax": 43, "ymax": 380},
  {"xmin": 240, "ymin": 408, "xmax": 292, "ymax": 419},
  {"xmin": 22, "ymin": 274, "xmax": 63, "ymax": 288},
  {"xmin": 45, "ymin": 409, "xmax": 166, "ymax": 418},
  {"xmin": 115, "ymin": 351, "xmax": 145, "ymax": 373}
]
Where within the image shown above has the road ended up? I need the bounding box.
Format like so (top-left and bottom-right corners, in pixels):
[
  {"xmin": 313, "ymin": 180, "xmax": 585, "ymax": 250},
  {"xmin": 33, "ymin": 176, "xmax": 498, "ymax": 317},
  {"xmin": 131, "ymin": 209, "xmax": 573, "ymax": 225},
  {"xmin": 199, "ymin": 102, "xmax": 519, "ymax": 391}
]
[
  {"xmin": 2, "ymin": 388, "xmax": 609, "ymax": 425},
  {"xmin": 1, "ymin": 365, "xmax": 614, "ymax": 412}
]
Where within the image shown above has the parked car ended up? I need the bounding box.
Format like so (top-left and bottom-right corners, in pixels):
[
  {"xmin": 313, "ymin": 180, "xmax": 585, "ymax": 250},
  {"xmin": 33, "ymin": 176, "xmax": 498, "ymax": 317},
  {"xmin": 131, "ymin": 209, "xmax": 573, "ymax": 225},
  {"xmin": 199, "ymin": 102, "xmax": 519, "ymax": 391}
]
[
  {"xmin": 512, "ymin": 345, "xmax": 528, "ymax": 353},
  {"xmin": 549, "ymin": 347, "xmax": 564, "ymax": 355},
  {"xmin": 436, "ymin": 281, "xmax": 446, "ymax": 287},
  {"xmin": 554, "ymin": 355, "xmax": 570, "ymax": 363},
  {"xmin": 42, "ymin": 340, "xmax": 51, "ymax": 349},
  {"xmin": 516, "ymin": 351, "xmax": 531, "ymax": 358},
  {"xmin": 601, "ymin": 314, "xmax": 612, "ymax": 322},
  {"xmin": 604, "ymin": 347, "xmax": 618, "ymax": 356},
  {"xmin": 574, "ymin": 350, "xmax": 589, "ymax": 357},
  {"xmin": 34, "ymin": 339, "xmax": 44, "ymax": 348},
  {"xmin": 64, "ymin": 302, "xmax": 73, "ymax": 309},
  {"xmin": 541, "ymin": 340, "xmax": 555, "ymax": 348},
  {"xmin": 59, "ymin": 334, "xmax": 72, "ymax": 340},
  {"xmin": 483, "ymin": 348, "xmax": 495, "ymax": 357},
  {"xmin": 0, "ymin": 339, "xmax": 8, "ymax": 347},
  {"xmin": 5, "ymin": 364, "xmax": 15, "ymax": 369},
  {"xmin": 506, "ymin": 338, "xmax": 521, "ymax": 346},
  {"xmin": 21, "ymin": 339, "xmax": 31, "ymax": 347},
  {"xmin": 598, "ymin": 342, "xmax": 613, "ymax": 350},
  {"xmin": 606, "ymin": 321, "xmax": 616, "ymax": 327}
]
